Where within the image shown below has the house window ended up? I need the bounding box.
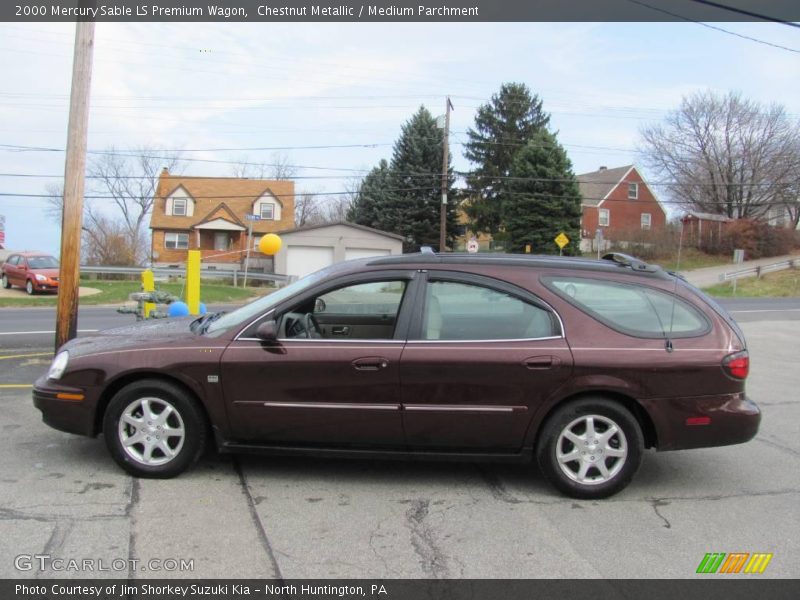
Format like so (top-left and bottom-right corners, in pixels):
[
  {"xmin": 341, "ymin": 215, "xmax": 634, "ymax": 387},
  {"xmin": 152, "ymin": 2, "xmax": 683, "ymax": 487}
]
[
  {"xmin": 641, "ymin": 213, "xmax": 652, "ymax": 230},
  {"xmin": 172, "ymin": 198, "xmax": 187, "ymax": 216},
  {"xmin": 598, "ymin": 209, "xmax": 610, "ymax": 227},
  {"xmin": 164, "ymin": 232, "xmax": 189, "ymax": 250},
  {"xmin": 628, "ymin": 183, "xmax": 639, "ymax": 199},
  {"xmin": 260, "ymin": 203, "xmax": 275, "ymax": 220}
]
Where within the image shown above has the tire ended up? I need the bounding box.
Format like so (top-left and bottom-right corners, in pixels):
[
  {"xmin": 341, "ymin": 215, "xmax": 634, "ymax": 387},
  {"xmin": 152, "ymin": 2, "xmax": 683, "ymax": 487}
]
[
  {"xmin": 536, "ymin": 397, "xmax": 643, "ymax": 499},
  {"xmin": 1, "ymin": 275, "xmax": 9, "ymax": 289},
  {"xmin": 103, "ymin": 379, "xmax": 207, "ymax": 478},
  {"xmin": 26, "ymin": 280, "xmax": 35, "ymax": 295}
]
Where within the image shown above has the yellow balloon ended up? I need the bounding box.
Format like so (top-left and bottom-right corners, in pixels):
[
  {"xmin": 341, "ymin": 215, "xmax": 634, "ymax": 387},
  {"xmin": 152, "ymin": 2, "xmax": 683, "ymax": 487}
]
[{"xmin": 258, "ymin": 233, "xmax": 282, "ymax": 255}]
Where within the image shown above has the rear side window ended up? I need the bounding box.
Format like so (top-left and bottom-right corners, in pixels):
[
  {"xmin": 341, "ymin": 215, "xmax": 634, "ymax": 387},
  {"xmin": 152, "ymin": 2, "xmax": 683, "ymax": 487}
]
[
  {"xmin": 542, "ymin": 276, "xmax": 710, "ymax": 338},
  {"xmin": 6, "ymin": 255, "xmax": 19, "ymax": 265},
  {"xmin": 423, "ymin": 281, "xmax": 559, "ymax": 340}
]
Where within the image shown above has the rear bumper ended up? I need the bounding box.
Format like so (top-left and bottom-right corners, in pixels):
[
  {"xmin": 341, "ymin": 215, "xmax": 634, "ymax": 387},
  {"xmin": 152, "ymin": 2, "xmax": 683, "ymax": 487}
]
[
  {"xmin": 641, "ymin": 392, "xmax": 760, "ymax": 451},
  {"xmin": 32, "ymin": 376, "xmax": 98, "ymax": 437}
]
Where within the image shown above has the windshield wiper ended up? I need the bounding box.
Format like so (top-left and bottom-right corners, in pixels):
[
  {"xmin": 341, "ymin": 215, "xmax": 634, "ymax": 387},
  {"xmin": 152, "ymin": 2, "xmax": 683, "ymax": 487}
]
[{"xmin": 198, "ymin": 311, "xmax": 226, "ymax": 334}]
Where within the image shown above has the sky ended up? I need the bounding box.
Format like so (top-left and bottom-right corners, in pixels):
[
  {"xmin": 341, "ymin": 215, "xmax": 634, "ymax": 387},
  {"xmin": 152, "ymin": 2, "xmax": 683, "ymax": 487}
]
[{"xmin": 1, "ymin": 20, "xmax": 799, "ymax": 256}]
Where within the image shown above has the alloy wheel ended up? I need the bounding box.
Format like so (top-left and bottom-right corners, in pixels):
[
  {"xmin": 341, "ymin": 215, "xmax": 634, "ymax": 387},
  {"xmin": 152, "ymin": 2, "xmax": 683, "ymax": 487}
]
[
  {"xmin": 555, "ymin": 414, "xmax": 628, "ymax": 485},
  {"xmin": 117, "ymin": 397, "xmax": 186, "ymax": 466}
]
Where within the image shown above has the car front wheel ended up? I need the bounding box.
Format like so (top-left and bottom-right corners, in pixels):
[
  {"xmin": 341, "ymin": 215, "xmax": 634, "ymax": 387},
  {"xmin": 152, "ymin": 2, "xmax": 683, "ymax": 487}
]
[
  {"xmin": 103, "ymin": 379, "xmax": 207, "ymax": 478},
  {"xmin": 26, "ymin": 280, "xmax": 35, "ymax": 295},
  {"xmin": 536, "ymin": 397, "xmax": 643, "ymax": 499}
]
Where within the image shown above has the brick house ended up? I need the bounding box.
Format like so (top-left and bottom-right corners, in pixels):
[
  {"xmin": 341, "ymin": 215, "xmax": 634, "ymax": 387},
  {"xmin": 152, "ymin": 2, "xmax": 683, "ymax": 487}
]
[
  {"xmin": 149, "ymin": 170, "xmax": 295, "ymax": 269},
  {"xmin": 578, "ymin": 165, "xmax": 667, "ymax": 251}
]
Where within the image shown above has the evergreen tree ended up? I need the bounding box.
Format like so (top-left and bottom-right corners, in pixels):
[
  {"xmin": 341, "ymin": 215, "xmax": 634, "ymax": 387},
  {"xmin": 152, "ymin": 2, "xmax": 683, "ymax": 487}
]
[
  {"xmin": 504, "ymin": 130, "xmax": 582, "ymax": 255},
  {"xmin": 463, "ymin": 82, "xmax": 551, "ymax": 238},
  {"xmin": 348, "ymin": 159, "xmax": 392, "ymax": 228},
  {"xmin": 351, "ymin": 106, "xmax": 457, "ymax": 252}
]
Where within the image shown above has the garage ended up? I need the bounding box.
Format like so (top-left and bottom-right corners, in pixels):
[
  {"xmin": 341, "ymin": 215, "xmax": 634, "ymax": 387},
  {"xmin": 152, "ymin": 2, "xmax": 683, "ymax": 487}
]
[
  {"xmin": 285, "ymin": 245, "xmax": 335, "ymax": 279},
  {"xmin": 274, "ymin": 222, "xmax": 404, "ymax": 279}
]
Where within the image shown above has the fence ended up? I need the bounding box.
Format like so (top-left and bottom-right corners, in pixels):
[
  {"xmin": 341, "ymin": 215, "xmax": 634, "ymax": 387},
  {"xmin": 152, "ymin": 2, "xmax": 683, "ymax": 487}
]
[
  {"xmin": 718, "ymin": 258, "xmax": 800, "ymax": 282},
  {"xmin": 80, "ymin": 265, "xmax": 292, "ymax": 286}
]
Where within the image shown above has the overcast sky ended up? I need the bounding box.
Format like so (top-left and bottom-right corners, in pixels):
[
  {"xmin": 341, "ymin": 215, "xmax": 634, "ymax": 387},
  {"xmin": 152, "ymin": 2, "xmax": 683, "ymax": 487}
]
[{"xmin": 1, "ymin": 20, "xmax": 799, "ymax": 255}]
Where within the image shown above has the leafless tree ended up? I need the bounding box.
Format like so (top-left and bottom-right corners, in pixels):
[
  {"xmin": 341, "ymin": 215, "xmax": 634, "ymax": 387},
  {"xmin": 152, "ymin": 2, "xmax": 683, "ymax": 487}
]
[
  {"xmin": 88, "ymin": 146, "xmax": 184, "ymax": 264},
  {"xmin": 229, "ymin": 151, "xmax": 297, "ymax": 180},
  {"xmin": 44, "ymin": 146, "xmax": 183, "ymax": 265},
  {"xmin": 294, "ymin": 191, "xmax": 322, "ymax": 227},
  {"xmin": 639, "ymin": 91, "xmax": 800, "ymax": 221}
]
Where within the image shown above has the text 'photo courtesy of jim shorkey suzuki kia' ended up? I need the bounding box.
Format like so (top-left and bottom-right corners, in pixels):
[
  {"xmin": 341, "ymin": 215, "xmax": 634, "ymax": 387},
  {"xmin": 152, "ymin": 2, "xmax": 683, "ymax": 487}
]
[{"xmin": 33, "ymin": 251, "xmax": 760, "ymax": 499}]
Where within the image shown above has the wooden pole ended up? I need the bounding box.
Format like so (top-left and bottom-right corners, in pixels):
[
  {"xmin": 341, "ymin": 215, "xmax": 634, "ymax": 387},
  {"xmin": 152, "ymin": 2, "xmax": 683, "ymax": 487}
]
[
  {"xmin": 439, "ymin": 97, "xmax": 452, "ymax": 253},
  {"xmin": 55, "ymin": 22, "xmax": 95, "ymax": 351}
]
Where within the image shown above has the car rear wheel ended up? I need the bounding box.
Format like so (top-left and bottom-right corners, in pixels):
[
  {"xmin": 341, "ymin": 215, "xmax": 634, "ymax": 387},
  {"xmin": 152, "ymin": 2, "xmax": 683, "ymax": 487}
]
[
  {"xmin": 536, "ymin": 397, "xmax": 643, "ymax": 499},
  {"xmin": 26, "ymin": 280, "xmax": 35, "ymax": 295},
  {"xmin": 103, "ymin": 379, "xmax": 207, "ymax": 478},
  {"xmin": 1, "ymin": 275, "xmax": 10, "ymax": 289}
]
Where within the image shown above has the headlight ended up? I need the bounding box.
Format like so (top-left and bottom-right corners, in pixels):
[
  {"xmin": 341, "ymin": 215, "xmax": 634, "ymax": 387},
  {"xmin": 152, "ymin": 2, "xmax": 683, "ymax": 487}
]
[
  {"xmin": 35, "ymin": 274, "xmax": 47, "ymax": 282},
  {"xmin": 48, "ymin": 351, "xmax": 69, "ymax": 380}
]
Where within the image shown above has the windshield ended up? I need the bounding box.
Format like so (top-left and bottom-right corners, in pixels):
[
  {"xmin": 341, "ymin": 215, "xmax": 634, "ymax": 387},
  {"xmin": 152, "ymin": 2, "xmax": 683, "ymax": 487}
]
[
  {"xmin": 27, "ymin": 256, "xmax": 59, "ymax": 269},
  {"xmin": 204, "ymin": 267, "xmax": 334, "ymax": 336}
]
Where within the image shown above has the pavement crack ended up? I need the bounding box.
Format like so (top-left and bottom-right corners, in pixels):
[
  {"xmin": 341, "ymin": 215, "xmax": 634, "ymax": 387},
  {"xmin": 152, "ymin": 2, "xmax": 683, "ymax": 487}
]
[
  {"xmin": 367, "ymin": 517, "xmax": 398, "ymax": 576},
  {"xmin": 756, "ymin": 437, "xmax": 800, "ymax": 458},
  {"xmin": 648, "ymin": 498, "xmax": 672, "ymax": 529},
  {"xmin": 234, "ymin": 457, "xmax": 284, "ymax": 581},
  {"xmin": 36, "ymin": 520, "xmax": 74, "ymax": 579},
  {"xmin": 478, "ymin": 467, "xmax": 523, "ymax": 504},
  {"xmin": 125, "ymin": 477, "xmax": 140, "ymax": 582},
  {"xmin": 405, "ymin": 499, "xmax": 450, "ymax": 578}
]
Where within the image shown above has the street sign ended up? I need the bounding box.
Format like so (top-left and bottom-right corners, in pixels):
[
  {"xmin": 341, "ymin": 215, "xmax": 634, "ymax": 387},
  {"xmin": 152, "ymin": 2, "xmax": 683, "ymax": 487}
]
[
  {"xmin": 245, "ymin": 214, "xmax": 261, "ymax": 221},
  {"xmin": 555, "ymin": 232, "xmax": 569, "ymax": 249},
  {"xmin": 466, "ymin": 238, "xmax": 479, "ymax": 254}
]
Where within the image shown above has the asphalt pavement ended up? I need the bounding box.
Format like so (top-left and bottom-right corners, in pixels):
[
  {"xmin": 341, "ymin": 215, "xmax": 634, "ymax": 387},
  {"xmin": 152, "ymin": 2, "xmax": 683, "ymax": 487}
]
[{"xmin": 0, "ymin": 314, "xmax": 797, "ymax": 579}]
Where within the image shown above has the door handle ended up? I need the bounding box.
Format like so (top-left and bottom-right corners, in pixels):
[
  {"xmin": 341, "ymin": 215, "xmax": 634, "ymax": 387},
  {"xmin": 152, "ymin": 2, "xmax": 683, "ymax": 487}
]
[
  {"xmin": 352, "ymin": 357, "xmax": 389, "ymax": 371},
  {"xmin": 523, "ymin": 356, "xmax": 561, "ymax": 370},
  {"xmin": 332, "ymin": 326, "xmax": 350, "ymax": 336}
]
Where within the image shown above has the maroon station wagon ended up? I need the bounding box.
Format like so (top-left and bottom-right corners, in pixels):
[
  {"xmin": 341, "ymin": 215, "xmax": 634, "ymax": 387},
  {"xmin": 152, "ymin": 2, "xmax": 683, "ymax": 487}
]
[{"xmin": 33, "ymin": 252, "xmax": 759, "ymax": 499}]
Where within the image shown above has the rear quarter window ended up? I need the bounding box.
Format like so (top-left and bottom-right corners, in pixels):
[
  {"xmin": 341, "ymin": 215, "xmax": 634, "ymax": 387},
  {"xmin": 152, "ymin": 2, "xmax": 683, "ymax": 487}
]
[{"xmin": 542, "ymin": 276, "xmax": 710, "ymax": 339}]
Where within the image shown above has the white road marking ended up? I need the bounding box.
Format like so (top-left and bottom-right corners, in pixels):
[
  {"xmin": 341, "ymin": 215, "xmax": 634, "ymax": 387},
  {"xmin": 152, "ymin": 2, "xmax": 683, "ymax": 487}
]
[{"xmin": 0, "ymin": 329, "xmax": 99, "ymax": 335}]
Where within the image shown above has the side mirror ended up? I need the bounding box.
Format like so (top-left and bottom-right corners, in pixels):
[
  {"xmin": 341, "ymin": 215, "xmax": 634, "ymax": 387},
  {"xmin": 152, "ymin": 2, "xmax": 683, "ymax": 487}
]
[{"xmin": 255, "ymin": 320, "xmax": 278, "ymax": 342}]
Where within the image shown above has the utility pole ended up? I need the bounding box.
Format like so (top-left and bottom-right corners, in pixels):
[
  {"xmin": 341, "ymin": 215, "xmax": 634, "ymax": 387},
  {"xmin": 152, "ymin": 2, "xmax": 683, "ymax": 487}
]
[
  {"xmin": 439, "ymin": 96, "xmax": 453, "ymax": 253},
  {"xmin": 55, "ymin": 22, "xmax": 95, "ymax": 351}
]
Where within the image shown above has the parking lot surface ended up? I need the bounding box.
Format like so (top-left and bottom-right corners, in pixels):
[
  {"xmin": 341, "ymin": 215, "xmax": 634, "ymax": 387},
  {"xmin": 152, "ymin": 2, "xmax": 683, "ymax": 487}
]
[{"xmin": 0, "ymin": 320, "xmax": 797, "ymax": 579}]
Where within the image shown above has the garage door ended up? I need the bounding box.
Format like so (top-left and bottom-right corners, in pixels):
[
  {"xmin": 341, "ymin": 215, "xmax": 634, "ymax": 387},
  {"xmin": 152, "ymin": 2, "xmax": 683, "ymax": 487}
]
[
  {"xmin": 286, "ymin": 246, "xmax": 335, "ymax": 278},
  {"xmin": 344, "ymin": 247, "xmax": 391, "ymax": 261}
]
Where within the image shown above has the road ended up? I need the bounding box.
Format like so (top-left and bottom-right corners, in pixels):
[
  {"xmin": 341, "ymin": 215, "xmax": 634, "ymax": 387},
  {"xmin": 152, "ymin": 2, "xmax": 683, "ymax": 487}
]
[{"xmin": 0, "ymin": 312, "xmax": 797, "ymax": 579}]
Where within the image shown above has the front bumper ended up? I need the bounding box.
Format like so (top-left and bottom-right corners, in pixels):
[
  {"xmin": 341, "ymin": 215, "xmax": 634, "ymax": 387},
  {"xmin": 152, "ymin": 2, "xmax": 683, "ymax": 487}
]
[
  {"xmin": 32, "ymin": 376, "xmax": 98, "ymax": 437},
  {"xmin": 640, "ymin": 392, "xmax": 761, "ymax": 452}
]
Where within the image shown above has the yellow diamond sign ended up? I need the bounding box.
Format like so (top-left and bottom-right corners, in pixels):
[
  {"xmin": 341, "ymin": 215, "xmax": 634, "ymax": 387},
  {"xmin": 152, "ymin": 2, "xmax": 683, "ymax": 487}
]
[{"xmin": 555, "ymin": 232, "xmax": 570, "ymax": 249}]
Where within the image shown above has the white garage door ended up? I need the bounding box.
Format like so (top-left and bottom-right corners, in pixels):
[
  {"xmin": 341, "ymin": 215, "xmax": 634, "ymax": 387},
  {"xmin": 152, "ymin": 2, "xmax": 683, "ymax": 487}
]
[
  {"xmin": 344, "ymin": 247, "xmax": 391, "ymax": 261},
  {"xmin": 286, "ymin": 245, "xmax": 335, "ymax": 278}
]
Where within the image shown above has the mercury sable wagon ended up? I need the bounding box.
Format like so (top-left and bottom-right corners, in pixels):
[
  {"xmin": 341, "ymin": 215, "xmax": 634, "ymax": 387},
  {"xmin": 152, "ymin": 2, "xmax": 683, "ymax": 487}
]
[{"xmin": 33, "ymin": 252, "xmax": 759, "ymax": 499}]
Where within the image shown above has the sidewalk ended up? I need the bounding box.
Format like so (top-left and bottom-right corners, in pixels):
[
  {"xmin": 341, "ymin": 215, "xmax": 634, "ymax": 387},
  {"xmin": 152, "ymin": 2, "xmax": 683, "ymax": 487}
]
[{"xmin": 679, "ymin": 253, "xmax": 798, "ymax": 288}]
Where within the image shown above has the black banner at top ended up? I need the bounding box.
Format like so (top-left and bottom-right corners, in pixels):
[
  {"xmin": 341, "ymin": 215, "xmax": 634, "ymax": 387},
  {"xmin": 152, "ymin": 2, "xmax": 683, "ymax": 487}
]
[{"xmin": 4, "ymin": 0, "xmax": 800, "ymax": 22}]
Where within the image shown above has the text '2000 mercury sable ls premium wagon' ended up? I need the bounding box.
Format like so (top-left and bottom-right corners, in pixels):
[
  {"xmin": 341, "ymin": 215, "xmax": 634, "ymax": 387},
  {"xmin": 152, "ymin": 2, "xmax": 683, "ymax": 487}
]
[{"xmin": 33, "ymin": 252, "xmax": 759, "ymax": 499}]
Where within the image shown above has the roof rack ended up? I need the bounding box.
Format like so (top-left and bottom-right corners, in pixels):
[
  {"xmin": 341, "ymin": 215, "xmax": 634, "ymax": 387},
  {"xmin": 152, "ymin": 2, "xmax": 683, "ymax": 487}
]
[{"xmin": 601, "ymin": 252, "xmax": 661, "ymax": 273}]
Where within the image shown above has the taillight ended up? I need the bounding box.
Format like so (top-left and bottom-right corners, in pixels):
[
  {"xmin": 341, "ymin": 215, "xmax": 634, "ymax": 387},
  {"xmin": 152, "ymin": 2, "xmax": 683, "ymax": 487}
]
[{"xmin": 723, "ymin": 350, "xmax": 749, "ymax": 380}]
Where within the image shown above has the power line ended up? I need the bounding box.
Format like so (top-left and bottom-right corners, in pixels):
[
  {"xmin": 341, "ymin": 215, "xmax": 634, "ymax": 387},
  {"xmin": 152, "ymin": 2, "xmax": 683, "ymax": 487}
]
[
  {"xmin": 626, "ymin": 0, "xmax": 800, "ymax": 54},
  {"xmin": 687, "ymin": 0, "xmax": 800, "ymax": 28}
]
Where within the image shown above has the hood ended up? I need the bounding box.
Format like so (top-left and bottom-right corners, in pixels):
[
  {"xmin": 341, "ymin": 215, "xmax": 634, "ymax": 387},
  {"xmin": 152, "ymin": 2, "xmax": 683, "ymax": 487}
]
[
  {"xmin": 34, "ymin": 268, "xmax": 60, "ymax": 278},
  {"xmin": 60, "ymin": 317, "xmax": 199, "ymax": 358}
]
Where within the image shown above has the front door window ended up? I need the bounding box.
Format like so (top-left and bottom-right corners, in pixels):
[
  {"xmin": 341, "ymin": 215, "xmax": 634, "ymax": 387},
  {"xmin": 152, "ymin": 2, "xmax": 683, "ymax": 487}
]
[{"xmin": 214, "ymin": 232, "xmax": 229, "ymax": 251}]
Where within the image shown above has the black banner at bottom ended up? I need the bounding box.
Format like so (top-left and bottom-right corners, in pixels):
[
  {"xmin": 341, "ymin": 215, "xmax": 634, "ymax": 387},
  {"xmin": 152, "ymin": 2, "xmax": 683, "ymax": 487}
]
[{"xmin": 3, "ymin": 579, "xmax": 800, "ymax": 600}]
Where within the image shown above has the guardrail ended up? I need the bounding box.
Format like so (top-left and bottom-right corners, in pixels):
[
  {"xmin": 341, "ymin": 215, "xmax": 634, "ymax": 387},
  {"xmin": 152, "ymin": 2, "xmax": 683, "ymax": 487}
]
[
  {"xmin": 718, "ymin": 258, "xmax": 800, "ymax": 282},
  {"xmin": 80, "ymin": 265, "xmax": 291, "ymax": 286}
]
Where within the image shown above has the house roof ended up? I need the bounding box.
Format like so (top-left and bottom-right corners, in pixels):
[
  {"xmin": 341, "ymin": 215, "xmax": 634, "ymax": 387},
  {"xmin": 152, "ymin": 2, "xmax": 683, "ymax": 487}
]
[
  {"xmin": 277, "ymin": 221, "xmax": 406, "ymax": 241},
  {"xmin": 149, "ymin": 170, "xmax": 294, "ymax": 233},
  {"xmin": 576, "ymin": 165, "xmax": 634, "ymax": 207}
]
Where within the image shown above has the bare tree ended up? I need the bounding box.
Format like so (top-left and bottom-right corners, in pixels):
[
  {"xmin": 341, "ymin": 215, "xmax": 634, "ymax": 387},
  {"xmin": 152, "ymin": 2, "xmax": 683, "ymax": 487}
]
[
  {"xmin": 44, "ymin": 146, "xmax": 183, "ymax": 265},
  {"xmin": 294, "ymin": 191, "xmax": 322, "ymax": 227},
  {"xmin": 88, "ymin": 146, "xmax": 184, "ymax": 264},
  {"xmin": 229, "ymin": 151, "xmax": 297, "ymax": 180},
  {"xmin": 639, "ymin": 91, "xmax": 800, "ymax": 220}
]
